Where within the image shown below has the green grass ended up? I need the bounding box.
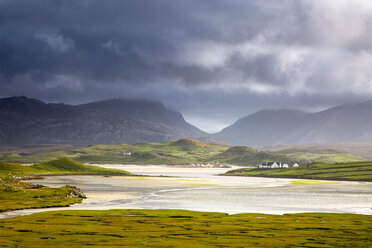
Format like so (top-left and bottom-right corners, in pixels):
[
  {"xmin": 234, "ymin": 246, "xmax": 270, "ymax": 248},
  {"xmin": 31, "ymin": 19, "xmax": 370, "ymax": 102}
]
[
  {"xmin": 0, "ymin": 175, "xmax": 84, "ymax": 212},
  {"xmin": 209, "ymin": 146, "xmax": 300, "ymax": 166},
  {"xmin": 0, "ymin": 139, "xmax": 301, "ymax": 166},
  {"xmin": 0, "ymin": 139, "xmax": 366, "ymax": 167},
  {"xmin": 0, "ymin": 209, "xmax": 370, "ymax": 247},
  {"xmin": 0, "ymin": 158, "xmax": 130, "ymax": 212},
  {"xmin": 296, "ymin": 153, "xmax": 364, "ymax": 163},
  {"xmin": 225, "ymin": 161, "xmax": 372, "ymax": 181},
  {"xmin": 0, "ymin": 139, "xmax": 229, "ymax": 165},
  {"xmin": 0, "ymin": 158, "xmax": 131, "ymax": 176}
]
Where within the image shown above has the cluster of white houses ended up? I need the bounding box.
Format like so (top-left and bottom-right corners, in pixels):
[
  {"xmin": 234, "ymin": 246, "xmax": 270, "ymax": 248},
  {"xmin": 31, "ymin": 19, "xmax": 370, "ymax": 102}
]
[{"xmin": 258, "ymin": 162, "xmax": 299, "ymax": 169}]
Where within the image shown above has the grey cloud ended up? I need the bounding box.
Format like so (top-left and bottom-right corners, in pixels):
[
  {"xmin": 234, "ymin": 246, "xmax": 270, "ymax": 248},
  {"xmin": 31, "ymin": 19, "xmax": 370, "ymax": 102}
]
[{"xmin": 1, "ymin": 0, "xmax": 372, "ymax": 132}]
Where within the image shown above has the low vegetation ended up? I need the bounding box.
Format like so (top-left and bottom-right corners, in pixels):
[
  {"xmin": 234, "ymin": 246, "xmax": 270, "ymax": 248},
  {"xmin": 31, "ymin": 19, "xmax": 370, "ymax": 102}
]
[
  {"xmin": 0, "ymin": 209, "xmax": 370, "ymax": 247},
  {"xmin": 0, "ymin": 158, "xmax": 131, "ymax": 177},
  {"xmin": 225, "ymin": 161, "xmax": 372, "ymax": 181},
  {"xmin": 278, "ymin": 148, "xmax": 364, "ymax": 163},
  {"xmin": 0, "ymin": 139, "xmax": 228, "ymax": 165},
  {"xmin": 0, "ymin": 139, "xmax": 300, "ymax": 166},
  {"xmin": 0, "ymin": 175, "xmax": 85, "ymax": 212},
  {"xmin": 0, "ymin": 158, "xmax": 130, "ymax": 212},
  {"xmin": 0, "ymin": 139, "xmax": 367, "ymax": 167},
  {"xmin": 209, "ymin": 146, "xmax": 302, "ymax": 166}
]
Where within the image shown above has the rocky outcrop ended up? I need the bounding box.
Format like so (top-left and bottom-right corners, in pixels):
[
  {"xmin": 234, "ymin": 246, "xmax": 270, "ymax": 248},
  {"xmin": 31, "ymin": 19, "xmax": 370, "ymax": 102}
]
[{"xmin": 65, "ymin": 185, "xmax": 86, "ymax": 199}]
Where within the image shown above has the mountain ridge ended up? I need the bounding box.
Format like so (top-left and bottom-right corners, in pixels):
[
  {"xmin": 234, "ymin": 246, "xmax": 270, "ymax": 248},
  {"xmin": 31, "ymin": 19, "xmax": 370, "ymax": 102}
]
[
  {"xmin": 214, "ymin": 100, "xmax": 372, "ymax": 146},
  {"xmin": 0, "ymin": 96, "xmax": 206, "ymax": 146}
]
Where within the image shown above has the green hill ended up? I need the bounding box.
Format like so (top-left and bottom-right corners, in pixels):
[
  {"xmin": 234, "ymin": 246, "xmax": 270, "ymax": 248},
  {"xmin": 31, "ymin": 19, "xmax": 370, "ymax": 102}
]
[
  {"xmin": 225, "ymin": 161, "xmax": 372, "ymax": 181},
  {"xmin": 0, "ymin": 163, "xmax": 35, "ymax": 175},
  {"xmin": 1, "ymin": 139, "xmax": 359, "ymax": 166},
  {"xmin": 0, "ymin": 139, "xmax": 229, "ymax": 165},
  {"xmin": 207, "ymin": 146, "xmax": 301, "ymax": 166},
  {"xmin": 0, "ymin": 158, "xmax": 131, "ymax": 176}
]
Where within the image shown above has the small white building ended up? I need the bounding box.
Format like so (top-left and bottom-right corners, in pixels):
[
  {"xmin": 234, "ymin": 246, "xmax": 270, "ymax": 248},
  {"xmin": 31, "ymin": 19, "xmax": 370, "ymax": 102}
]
[
  {"xmin": 122, "ymin": 152, "xmax": 132, "ymax": 156},
  {"xmin": 259, "ymin": 162, "xmax": 282, "ymax": 168},
  {"xmin": 259, "ymin": 162, "xmax": 299, "ymax": 169},
  {"xmin": 271, "ymin": 162, "xmax": 281, "ymax": 168}
]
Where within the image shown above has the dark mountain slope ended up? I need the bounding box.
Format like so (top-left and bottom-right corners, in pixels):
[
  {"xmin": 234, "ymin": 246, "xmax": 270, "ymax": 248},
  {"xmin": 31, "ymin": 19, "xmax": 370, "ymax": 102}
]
[
  {"xmin": 79, "ymin": 99, "xmax": 203, "ymax": 136},
  {"xmin": 0, "ymin": 96, "xmax": 206, "ymax": 145}
]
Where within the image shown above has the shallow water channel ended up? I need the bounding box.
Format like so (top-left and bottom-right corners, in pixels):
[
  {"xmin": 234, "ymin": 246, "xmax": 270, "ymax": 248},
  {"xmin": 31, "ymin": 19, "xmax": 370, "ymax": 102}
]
[{"xmin": 1, "ymin": 165, "xmax": 371, "ymax": 218}]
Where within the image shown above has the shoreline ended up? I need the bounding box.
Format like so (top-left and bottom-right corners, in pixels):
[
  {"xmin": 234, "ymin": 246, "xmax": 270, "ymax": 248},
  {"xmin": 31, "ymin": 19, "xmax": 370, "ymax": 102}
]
[
  {"xmin": 1, "ymin": 165, "xmax": 371, "ymax": 219},
  {"xmin": 224, "ymin": 174, "xmax": 372, "ymax": 182}
]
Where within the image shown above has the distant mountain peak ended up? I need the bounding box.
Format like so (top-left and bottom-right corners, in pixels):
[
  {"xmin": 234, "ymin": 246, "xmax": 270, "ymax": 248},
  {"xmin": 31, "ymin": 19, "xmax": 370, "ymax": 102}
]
[{"xmin": 215, "ymin": 100, "xmax": 372, "ymax": 146}]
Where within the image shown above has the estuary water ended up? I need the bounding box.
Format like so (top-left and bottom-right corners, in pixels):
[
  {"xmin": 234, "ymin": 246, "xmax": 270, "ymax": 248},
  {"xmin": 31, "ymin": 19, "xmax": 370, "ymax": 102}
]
[{"xmin": 0, "ymin": 164, "xmax": 371, "ymax": 218}]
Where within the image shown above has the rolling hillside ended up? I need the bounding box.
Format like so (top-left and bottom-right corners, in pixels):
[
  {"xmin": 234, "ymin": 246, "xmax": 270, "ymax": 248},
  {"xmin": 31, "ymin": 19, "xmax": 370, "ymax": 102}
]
[
  {"xmin": 0, "ymin": 158, "xmax": 131, "ymax": 176},
  {"xmin": 208, "ymin": 146, "xmax": 300, "ymax": 166},
  {"xmin": 0, "ymin": 139, "xmax": 301, "ymax": 167}
]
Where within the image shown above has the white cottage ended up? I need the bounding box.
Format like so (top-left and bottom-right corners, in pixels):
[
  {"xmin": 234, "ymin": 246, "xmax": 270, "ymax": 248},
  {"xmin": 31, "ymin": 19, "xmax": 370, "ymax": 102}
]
[{"xmin": 259, "ymin": 162, "xmax": 282, "ymax": 168}]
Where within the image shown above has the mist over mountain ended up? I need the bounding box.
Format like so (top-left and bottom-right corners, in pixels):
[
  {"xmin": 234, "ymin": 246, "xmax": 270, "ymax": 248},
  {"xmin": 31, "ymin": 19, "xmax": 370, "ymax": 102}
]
[
  {"xmin": 214, "ymin": 100, "xmax": 372, "ymax": 146},
  {"xmin": 0, "ymin": 96, "xmax": 206, "ymax": 146}
]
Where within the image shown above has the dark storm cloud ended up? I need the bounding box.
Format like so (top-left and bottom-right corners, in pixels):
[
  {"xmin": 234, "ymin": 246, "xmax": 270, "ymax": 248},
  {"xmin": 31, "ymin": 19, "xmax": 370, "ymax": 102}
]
[{"xmin": 1, "ymin": 0, "xmax": 372, "ymax": 132}]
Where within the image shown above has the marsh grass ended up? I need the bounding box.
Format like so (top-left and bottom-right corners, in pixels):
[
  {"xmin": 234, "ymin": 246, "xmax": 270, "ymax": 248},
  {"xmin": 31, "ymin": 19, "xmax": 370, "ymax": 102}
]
[
  {"xmin": 0, "ymin": 175, "xmax": 84, "ymax": 212},
  {"xmin": 0, "ymin": 209, "xmax": 370, "ymax": 247}
]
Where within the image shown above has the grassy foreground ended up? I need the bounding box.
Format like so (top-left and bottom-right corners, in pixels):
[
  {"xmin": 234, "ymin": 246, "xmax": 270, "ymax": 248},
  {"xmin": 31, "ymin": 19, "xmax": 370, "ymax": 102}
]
[
  {"xmin": 0, "ymin": 158, "xmax": 131, "ymax": 176},
  {"xmin": 0, "ymin": 209, "xmax": 371, "ymax": 247},
  {"xmin": 225, "ymin": 161, "xmax": 372, "ymax": 181},
  {"xmin": 0, "ymin": 175, "xmax": 85, "ymax": 212}
]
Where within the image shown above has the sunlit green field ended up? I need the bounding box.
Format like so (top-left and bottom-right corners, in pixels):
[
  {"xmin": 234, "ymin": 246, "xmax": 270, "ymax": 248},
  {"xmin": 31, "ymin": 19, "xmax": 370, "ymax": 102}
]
[
  {"xmin": 0, "ymin": 209, "xmax": 370, "ymax": 247},
  {"xmin": 225, "ymin": 161, "xmax": 372, "ymax": 181},
  {"xmin": 0, "ymin": 158, "xmax": 131, "ymax": 177},
  {"xmin": 296, "ymin": 153, "xmax": 364, "ymax": 163},
  {"xmin": 0, "ymin": 139, "xmax": 229, "ymax": 165}
]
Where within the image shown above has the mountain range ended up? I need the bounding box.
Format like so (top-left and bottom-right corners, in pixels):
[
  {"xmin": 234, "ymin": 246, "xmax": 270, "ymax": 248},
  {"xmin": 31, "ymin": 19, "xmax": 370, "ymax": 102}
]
[
  {"xmin": 2, "ymin": 96, "xmax": 372, "ymax": 147},
  {"xmin": 214, "ymin": 100, "xmax": 372, "ymax": 146},
  {"xmin": 0, "ymin": 96, "xmax": 205, "ymax": 145}
]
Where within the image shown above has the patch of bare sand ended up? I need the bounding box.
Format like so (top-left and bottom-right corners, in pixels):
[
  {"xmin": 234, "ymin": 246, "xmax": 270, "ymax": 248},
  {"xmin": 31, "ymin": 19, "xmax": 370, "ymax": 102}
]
[{"xmin": 84, "ymin": 192, "xmax": 140, "ymax": 203}]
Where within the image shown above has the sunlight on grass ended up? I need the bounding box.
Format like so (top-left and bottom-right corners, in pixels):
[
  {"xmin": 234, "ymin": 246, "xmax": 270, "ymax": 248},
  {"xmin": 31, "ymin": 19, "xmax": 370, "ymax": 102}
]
[{"xmin": 0, "ymin": 209, "xmax": 370, "ymax": 247}]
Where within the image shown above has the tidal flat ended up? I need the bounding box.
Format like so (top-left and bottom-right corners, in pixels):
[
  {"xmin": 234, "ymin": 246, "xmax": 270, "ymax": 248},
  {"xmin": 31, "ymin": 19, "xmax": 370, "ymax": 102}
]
[
  {"xmin": 1, "ymin": 165, "xmax": 371, "ymax": 219},
  {"xmin": 0, "ymin": 165, "xmax": 371, "ymax": 247}
]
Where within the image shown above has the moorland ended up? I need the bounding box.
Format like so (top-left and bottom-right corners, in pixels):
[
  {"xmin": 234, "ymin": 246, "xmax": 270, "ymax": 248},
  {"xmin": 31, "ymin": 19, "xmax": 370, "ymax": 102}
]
[{"xmin": 0, "ymin": 139, "xmax": 364, "ymax": 166}]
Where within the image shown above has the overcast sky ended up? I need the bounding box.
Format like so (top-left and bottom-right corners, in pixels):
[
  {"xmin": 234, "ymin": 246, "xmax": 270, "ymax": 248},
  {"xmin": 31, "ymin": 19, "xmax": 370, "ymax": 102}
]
[{"xmin": 1, "ymin": 0, "xmax": 372, "ymax": 132}]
